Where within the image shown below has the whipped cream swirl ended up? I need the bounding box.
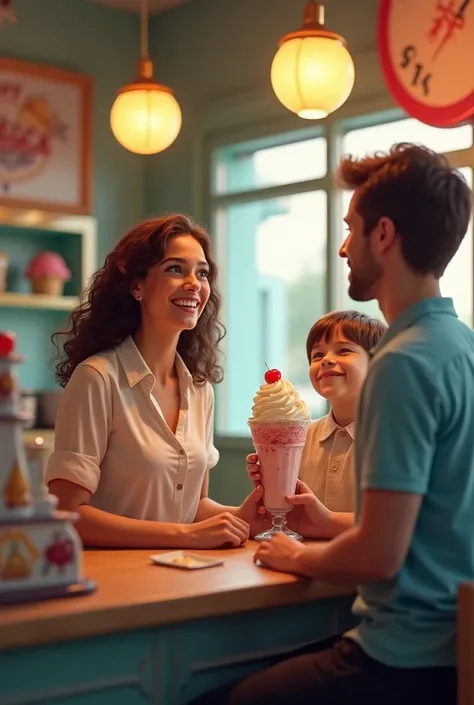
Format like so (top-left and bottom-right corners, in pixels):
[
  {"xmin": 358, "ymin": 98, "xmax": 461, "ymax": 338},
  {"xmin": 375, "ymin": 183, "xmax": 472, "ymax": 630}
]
[{"xmin": 249, "ymin": 378, "xmax": 311, "ymax": 423}]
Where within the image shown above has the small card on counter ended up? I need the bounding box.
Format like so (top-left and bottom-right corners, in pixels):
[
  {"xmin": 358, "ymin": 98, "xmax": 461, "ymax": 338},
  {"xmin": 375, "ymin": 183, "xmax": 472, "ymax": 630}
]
[{"xmin": 150, "ymin": 551, "xmax": 224, "ymax": 570}]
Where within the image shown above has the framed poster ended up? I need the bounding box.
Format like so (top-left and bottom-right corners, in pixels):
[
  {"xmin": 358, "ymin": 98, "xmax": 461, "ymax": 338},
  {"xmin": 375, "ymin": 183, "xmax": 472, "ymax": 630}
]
[
  {"xmin": 0, "ymin": 57, "xmax": 92, "ymax": 214},
  {"xmin": 378, "ymin": 0, "xmax": 474, "ymax": 127}
]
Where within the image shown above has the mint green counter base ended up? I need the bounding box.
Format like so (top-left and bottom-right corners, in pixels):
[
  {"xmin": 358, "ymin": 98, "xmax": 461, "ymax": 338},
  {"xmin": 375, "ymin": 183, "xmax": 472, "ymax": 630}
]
[{"xmin": 1, "ymin": 595, "xmax": 356, "ymax": 705}]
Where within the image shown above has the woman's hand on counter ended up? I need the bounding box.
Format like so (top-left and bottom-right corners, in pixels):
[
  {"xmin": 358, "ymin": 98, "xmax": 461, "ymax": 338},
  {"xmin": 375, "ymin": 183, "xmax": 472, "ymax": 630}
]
[
  {"xmin": 50, "ymin": 478, "xmax": 248, "ymax": 550},
  {"xmin": 197, "ymin": 486, "xmax": 270, "ymax": 540},
  {"xmin": 184, "ymin": 513, "xmax": 250, "ymax": 548},
  {"xmin": 235, "ymin": 485, "xmax": 271, "ymax": 538}
]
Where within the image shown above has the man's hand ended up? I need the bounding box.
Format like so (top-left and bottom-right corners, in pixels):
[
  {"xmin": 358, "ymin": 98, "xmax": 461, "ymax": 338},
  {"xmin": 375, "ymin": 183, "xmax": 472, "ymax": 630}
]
[{"xmin": 253, "ymin": 533, "xmax": 309, "ymax": 575}]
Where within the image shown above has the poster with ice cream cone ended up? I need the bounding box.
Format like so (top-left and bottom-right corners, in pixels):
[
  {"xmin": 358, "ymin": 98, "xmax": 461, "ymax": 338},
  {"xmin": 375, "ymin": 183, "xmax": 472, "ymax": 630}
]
[{"xmin": 0, "ymin": 58, "xmax": 92, "ymax": 214}]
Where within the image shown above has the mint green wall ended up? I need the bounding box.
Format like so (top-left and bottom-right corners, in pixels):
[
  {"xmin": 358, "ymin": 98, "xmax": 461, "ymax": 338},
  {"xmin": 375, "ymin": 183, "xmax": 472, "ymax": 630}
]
[
  {"xmin": 145, "ymin": 0, "xmax": 389, "ymax": 504},
  {"xmin": 0, "ymin": 0, "xmax": 146, "ymax": 264}
]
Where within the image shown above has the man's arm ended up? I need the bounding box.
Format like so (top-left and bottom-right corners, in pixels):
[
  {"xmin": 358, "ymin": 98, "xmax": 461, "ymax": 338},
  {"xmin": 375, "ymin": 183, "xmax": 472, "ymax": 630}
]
[{"xmin": 295, "ymin": 489, "xmax": 422, "ymax": 582}]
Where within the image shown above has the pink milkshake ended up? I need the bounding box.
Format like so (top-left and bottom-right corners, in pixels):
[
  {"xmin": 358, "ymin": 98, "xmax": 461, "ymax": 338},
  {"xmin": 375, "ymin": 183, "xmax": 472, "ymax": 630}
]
[
  {"xmin": 248, "ymin": 368, "xmax": 311, "ymax": 541},
  {"xmin": 249, "ymin": 420, "xmax": 309, "ymax": 512}
]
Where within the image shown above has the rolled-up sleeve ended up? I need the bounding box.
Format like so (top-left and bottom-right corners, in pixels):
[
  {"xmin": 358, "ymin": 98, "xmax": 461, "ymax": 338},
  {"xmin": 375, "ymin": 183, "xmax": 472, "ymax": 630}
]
[
  {"xmin": 205, "ymin": 383, "xmax": 219, "ymax": 471},
  {"xmin": 45, "ymin": 363, "xmax": 111, "ymax": 493}
]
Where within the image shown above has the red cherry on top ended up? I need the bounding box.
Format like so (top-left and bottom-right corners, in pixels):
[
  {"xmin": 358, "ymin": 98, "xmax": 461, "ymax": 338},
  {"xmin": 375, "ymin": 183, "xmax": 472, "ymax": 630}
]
[
  {"xmin": 264, "ymin": 368, "xmax": 281, "ymax": 384},
  {"xmin": 0, "ymin": 332, "xmax": 15, "ymax": 357}
]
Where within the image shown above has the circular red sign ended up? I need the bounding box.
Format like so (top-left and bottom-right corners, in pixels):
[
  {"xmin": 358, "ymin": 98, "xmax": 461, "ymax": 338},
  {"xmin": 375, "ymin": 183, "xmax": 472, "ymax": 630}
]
[{"xmin": 378, "ymin": 0, "xmax": 474, "ymax": 127}]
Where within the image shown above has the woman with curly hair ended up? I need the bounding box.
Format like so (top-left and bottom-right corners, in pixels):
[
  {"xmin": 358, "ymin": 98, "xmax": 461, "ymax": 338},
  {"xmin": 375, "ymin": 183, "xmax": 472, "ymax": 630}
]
[{"xmin": 46, "ymin": 214, "xmax": 264, "ymax": 549}]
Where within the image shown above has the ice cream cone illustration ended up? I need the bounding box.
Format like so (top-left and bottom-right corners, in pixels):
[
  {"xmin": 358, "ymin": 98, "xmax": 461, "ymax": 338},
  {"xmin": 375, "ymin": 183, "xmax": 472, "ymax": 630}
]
[
  {"xmin": 25, "ymin": 251, "xmax": 71, "ymax": 296},
  {"xmin": 18, "ymin": 96, "xmax": 53, "ymax": 135}
]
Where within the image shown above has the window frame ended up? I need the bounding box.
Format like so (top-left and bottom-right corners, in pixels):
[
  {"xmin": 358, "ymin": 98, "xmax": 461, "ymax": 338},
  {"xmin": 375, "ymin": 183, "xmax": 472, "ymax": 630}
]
[
  {"xmin": 204, "ymin": 108, "xmax": 474, "ymax": 441},
  {"xmin": 205, "ymin": 120, "xmax": 330, "ymax": 436}
]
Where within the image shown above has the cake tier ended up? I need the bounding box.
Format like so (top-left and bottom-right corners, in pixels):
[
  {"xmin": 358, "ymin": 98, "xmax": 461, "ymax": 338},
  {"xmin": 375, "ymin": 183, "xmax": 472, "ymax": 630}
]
[{"xmin": 0, "ymin": 515, "xmax": 83, "ymax": 595}]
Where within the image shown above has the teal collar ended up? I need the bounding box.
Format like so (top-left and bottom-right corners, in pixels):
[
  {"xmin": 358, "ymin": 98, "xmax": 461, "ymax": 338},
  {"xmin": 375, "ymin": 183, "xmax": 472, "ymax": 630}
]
[{"xmin": 372, "ymin": 297, "xmax": 457, "ymax": 356}]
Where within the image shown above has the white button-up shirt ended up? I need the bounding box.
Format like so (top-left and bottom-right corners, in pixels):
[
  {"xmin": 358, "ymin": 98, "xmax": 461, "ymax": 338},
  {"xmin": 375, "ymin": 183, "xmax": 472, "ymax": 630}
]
[
  {"xmin": 299, "ymin": 413, "xmax": 355, "ymax": 512},
  {"xmin": 45, "ymin": 336, "xmax": 219, "ymax": 523}
]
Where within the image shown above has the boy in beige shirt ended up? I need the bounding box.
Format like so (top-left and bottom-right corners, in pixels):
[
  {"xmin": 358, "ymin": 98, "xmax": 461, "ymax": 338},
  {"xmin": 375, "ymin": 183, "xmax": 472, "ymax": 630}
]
[{"xmin": 248, "ymin": 310, "xmax": 386, "ymax": 512}]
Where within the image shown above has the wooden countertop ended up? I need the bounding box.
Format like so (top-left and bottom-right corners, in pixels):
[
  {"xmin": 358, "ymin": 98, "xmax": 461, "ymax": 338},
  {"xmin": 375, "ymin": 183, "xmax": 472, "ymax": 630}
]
[{"xmin": 0, "ymin": 542, "xmax": 355, "ymax": 652}]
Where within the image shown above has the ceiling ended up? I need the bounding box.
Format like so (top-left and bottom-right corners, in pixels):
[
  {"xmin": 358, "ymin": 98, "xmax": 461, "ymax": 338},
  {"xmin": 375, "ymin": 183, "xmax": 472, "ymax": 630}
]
[{"xmin": 87, "ymin": 0, "xmax": 194, "ymax": 14}]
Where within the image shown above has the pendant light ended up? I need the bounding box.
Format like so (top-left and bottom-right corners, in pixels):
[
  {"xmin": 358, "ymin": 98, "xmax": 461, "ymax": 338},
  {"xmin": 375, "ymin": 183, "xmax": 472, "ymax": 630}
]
[
  {"xmin": 271, "ymin": 1, "xmax": 355, "ymax": 120},
  {"xmin": 110, "ymin": 0, "xmax": 182, "ymax": 155}
]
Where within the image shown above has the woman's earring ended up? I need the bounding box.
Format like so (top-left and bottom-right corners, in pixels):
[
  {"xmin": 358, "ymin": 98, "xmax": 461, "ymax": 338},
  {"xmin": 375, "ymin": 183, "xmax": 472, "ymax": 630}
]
[{"xmin": 135, "ymin": 294, "xmax": 142, "ymax": 301}]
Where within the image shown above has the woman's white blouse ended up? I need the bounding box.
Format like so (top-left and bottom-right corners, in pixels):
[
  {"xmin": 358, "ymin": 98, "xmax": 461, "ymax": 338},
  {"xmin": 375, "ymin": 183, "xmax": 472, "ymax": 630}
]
[{"xmin": 45, "ymin": 336, "xmax": 219, "ymax": 523}]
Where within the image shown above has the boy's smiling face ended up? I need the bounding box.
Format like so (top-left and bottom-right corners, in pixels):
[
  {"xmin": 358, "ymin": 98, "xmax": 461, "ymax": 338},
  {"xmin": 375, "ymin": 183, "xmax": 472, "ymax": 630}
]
[{"xmin": 309, "ymin": 325, "xmax": 370, "ymax": 404}]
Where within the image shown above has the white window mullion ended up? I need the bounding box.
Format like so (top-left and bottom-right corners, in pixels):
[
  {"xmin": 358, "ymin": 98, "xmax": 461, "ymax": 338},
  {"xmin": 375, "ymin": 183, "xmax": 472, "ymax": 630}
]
[
  {"xmin": 210, "ymin": 176, "xmax": 330, "ymax": 210},
  {"xmin": 325, "ymin": 122, "xmax": 346, "ymax": 312},
  {"xmin": 213, "ymin": 206, "xmax": 230, "ymax": 433}
]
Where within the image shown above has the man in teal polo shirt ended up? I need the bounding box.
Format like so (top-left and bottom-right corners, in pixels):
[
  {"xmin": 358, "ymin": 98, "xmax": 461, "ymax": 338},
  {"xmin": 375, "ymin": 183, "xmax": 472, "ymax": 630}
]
[{"xmin": 194, "ymin": 143, "xmax": 474, "ymax": 705}]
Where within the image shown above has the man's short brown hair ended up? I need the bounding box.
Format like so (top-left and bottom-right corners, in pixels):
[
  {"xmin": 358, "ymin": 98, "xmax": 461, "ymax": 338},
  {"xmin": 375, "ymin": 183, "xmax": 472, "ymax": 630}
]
[
  {"xmin": 336, "ymin": 142, "xmax": 472, "ymax": 278},
  {"xmin": 306, "ymin": 310, "xmax": 387, "ymax": 362}
]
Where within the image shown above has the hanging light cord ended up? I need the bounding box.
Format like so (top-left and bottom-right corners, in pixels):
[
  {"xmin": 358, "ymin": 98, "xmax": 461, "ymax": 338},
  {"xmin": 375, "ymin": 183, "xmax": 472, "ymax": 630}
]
[{"xmin": 140, "ymin": 0, "xmax": 149, "ymax": 59}]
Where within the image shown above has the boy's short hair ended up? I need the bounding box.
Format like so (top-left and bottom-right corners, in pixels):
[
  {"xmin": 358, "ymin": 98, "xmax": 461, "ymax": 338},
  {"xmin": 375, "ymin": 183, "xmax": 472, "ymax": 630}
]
[{"xmin": 306, "ymin": 310, "xmax": 387, "ymax": 362}]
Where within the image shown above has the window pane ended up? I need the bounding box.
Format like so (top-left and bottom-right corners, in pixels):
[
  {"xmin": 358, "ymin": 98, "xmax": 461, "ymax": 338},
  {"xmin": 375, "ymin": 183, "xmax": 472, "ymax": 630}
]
[
  {"xmin": 343, "ymin": 118, "xmax": 472, "ymax": 158},
  {"xmin": 213, "ymin": 137, "xmax": 327, "ymax": 195},
  {"xmin": 338, "ymin": 169, "xmax": 473, "ymax": 327},
  {"xmin": 215, "ymin": 191, "xmax": 327, "ymax": 435}
]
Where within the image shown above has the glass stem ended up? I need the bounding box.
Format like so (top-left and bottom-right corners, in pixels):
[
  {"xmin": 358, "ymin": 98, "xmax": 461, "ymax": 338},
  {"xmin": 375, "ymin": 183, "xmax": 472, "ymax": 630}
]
[{"xmin": 271, "ymin": 513, "xmax": 288, "ymax": 533}]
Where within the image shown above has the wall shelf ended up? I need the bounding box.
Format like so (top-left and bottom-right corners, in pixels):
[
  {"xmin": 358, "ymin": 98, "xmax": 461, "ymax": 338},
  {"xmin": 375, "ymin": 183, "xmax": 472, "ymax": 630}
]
[
  {"xmin": 0, "ymin": 210, "xmax": 97, "ymax": 390},
  {"xmin": 0, "ymin": 292, "xmax": 79, "ymax": 311}
]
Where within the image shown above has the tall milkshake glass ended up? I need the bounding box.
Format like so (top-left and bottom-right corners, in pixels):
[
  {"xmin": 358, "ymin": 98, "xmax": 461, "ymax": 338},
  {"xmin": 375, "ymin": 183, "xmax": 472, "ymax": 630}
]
[
  {"xmin": 248, "ymin": 369, "xmax": 311, "ymax": 542},
  {"xmin": 249, "ymin": 419, "xmax": 310, "ymax": 541}
]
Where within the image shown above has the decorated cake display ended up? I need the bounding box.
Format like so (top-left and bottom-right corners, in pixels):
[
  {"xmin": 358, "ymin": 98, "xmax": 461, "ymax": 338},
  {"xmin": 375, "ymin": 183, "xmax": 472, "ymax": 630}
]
[{"xmin": 0, "ymin": 331, "xmax": 95, "ymax": 604}]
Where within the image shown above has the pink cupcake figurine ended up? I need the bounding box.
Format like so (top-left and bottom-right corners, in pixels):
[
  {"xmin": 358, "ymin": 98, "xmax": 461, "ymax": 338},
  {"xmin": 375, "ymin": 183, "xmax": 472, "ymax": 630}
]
[{"xmin": 25, "ymin": 252, "xmax": 71, "ymax": 296}]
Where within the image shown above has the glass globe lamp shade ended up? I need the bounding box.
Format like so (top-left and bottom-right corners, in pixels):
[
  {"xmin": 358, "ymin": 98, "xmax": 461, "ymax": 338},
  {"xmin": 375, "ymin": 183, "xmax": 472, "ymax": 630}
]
[
  {"xmin": 271, "ymin": 36, "xmax": 355, "ymax": 119},
  {"xmin": 271, "ymin": 2, "xmax": 355, "ymax": 119},
  {"xmin": 110, "ymin": 80, "xmax": 182, "ymax": 155}
]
